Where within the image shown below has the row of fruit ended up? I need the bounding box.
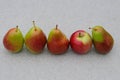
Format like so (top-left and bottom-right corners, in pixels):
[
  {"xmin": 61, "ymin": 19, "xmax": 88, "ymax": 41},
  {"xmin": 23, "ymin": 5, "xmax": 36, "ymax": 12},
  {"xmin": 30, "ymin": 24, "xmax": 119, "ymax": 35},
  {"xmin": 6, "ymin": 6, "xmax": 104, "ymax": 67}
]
[{"xmin": 3, "ymin": 21, "xmax": 114, "ymax": 55}]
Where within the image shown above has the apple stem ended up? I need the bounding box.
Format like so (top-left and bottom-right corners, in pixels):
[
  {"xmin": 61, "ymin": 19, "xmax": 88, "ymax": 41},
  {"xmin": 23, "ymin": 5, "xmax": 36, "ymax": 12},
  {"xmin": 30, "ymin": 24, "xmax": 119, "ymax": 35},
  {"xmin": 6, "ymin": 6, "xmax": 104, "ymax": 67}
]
[
  {"xmin": 33, "ymin": 21, "xmax": 37, "ymax": 31},
  {"xmin": 79, "ymin": 32, "xmax": 84, "ymax": 37},
  {"xmin": 56, "ymin": 24, "xmax": 58, "ymax": 30},
  {"xmin": 16, "ymin": 25, "xmax": 18, "ymax": 32}
]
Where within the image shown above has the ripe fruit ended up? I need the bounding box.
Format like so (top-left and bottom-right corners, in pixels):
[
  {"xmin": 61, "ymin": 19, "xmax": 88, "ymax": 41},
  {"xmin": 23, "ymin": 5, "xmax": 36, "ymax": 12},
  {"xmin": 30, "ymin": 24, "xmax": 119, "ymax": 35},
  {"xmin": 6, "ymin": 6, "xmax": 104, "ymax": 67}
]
[
  {"xmin": 91, "ymin": 26, "xmax": 114, "ymax": 54},
  {"xmin": 70, "ymin": 30, "xmax": 92, "ymax": 54},
  {"xmin": 47, "ymin": 25, "xmax": 69, "ymax": 55},
  {"xmin": 25, "ymin": 21, "xmax": 47, "ymax": 54},
  {"xmin": 3, "ymin": 26, "xmax": 24, "ymax": 53}
]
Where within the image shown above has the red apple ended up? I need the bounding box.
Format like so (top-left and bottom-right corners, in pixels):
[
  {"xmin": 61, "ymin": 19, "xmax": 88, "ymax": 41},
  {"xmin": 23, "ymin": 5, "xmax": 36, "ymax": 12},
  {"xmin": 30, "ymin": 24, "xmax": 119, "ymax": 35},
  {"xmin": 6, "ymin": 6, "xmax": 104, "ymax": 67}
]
[{"xmin": 70, "ymin": 30, "xmax": 92, "ymax": 54}]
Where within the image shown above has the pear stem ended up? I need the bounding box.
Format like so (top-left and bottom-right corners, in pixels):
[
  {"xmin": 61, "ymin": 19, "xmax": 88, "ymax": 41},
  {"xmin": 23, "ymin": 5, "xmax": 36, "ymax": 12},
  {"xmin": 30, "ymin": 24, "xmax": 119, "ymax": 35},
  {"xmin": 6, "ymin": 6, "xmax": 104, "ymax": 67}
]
[
  {"xmin": 89, "ymin": 27, "xmax": 92, "ymax": 29},
  {"xmin": 56, "ymin": 24, "xmax": 58, "ymax": 30},
  {"xmin": 33, "ymin": 21, "xmax": 37, "ymax": 31},
  {"xmin": 16, "ymin": 25, "xmax": 18, "ymax": 32},
  {"xmin": 89, "ymin": 27, "xmax": 97, "ymax": 31}
]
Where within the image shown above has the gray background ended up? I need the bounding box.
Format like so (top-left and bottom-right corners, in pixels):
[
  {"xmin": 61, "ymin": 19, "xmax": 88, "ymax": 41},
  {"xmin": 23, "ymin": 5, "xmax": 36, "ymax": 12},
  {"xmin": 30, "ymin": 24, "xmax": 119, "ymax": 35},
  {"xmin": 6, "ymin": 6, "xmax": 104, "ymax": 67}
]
[{"xmin": 0, "ymin": 0, "xmax": 120, "ymax": 80}]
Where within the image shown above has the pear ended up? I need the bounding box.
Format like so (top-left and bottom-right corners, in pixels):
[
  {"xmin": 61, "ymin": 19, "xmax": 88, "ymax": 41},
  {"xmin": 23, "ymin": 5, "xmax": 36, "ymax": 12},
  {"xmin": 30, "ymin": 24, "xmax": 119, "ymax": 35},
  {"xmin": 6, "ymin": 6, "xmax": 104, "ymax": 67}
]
[
  {"xmin": 3, "ymin": 26, "xmax": 24, "ymax": 53},
  {"xmin": 47, "ymin": 25, "xmax": 69, "ymax": 55},
  {"xmin": 91, "ymin": 26, "xmax": 114, "ymax": 54},
  {"xmin": 25, "ymin": 21, "xmax": 47, "ymax": 54}
]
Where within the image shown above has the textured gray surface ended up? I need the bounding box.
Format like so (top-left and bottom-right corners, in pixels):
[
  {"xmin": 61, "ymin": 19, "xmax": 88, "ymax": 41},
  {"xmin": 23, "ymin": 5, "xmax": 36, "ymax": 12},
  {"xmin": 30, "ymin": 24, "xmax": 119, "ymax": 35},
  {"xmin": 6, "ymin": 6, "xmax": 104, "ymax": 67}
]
[{"xmin": 0, "ymin": 0, "xmax": 120, "ymax": 80}]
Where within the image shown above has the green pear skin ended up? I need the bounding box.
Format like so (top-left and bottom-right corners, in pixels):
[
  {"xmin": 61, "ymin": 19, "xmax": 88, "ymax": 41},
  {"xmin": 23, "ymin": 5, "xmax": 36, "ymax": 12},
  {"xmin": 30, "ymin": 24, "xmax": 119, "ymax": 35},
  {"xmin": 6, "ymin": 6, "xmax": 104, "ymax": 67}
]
[
  {"xmin": 92, "ymin": 26, "xmax": 114, "ymax": 54},
  {"xmin": 47, "ymin": 25, "xmax": 69, "ymax": 55},
  {"xmin": 25, "ymin": 21, "xmax": 47, "ymax": 54},
  {"xmin": 3, "ymin": 26, "xmax": 24, "ymax": 53}
]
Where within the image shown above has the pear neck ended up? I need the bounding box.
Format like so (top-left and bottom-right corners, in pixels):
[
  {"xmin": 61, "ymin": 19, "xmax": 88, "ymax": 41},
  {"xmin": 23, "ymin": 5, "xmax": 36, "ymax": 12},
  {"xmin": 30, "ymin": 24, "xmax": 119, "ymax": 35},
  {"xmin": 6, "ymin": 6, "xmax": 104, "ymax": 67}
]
[{"xmin": 93, "ymin": 28, "xmax": 97, "ymax": 31}]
